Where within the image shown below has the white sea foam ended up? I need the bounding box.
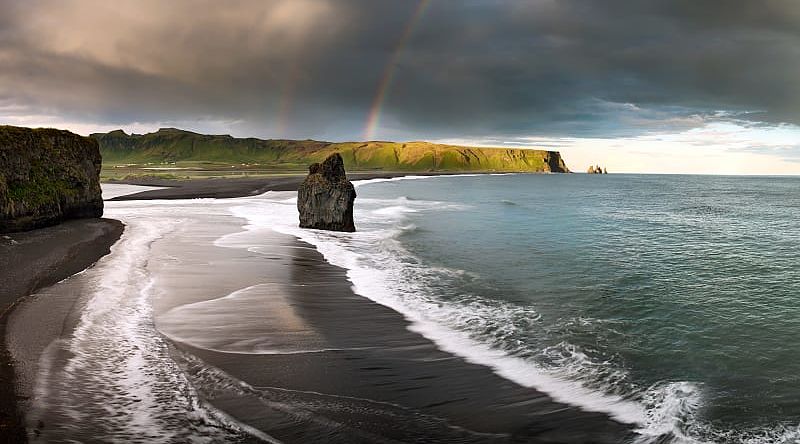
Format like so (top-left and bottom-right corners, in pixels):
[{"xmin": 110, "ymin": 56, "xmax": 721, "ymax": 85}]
[
  {"xmin": 29, "ymin": 200, "xmax": 268, "ymax": 442},
  {"xmin": 634, "ymin": 381, "xmax": 705, "ymax": 443},
  {"xmin": 220, "ymin": 182, "xmax": 800, "ymax": 444},
  {"xmin": 108, "ymin": 174, "xmax": 790, "ymax": 444},
  {"xmin": 29, "ymin": 177, "xmax": 791, "ymax": 443},
  {"xmin": 224, "ymin": 190, "xmax": 652, "ymax": 426},
  {"xmin": 101, "ymin": 183, "xmax": 166, "ymax": 200}
]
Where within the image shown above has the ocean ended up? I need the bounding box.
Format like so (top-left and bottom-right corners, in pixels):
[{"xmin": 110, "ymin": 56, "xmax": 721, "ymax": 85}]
[
  {"xmin": 243, "ymin": 173, "xmax": 800, "ymax": 443},
  {"xmin": 11, "ymin": 175, "xmax": 800, "ymax": 443}
]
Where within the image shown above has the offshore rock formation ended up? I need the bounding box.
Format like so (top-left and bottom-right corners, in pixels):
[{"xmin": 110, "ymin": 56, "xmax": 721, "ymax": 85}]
[
  {"xmin": 297, "ymin": 153, "xmax": 356, "ymax": 232},
  {"xmin": 0, "ymin": 126, "xmax": 104, "ymax": 233},
  {"xmin": 587, "ymin": 165, "xmax": 608, "ymax": 174}
]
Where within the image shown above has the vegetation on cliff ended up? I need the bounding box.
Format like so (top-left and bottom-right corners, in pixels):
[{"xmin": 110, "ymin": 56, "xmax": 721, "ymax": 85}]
[
  {"xmin": 93, "ymin": 128, "xmax": 570, "ymax": 173},
  {"xmin": 0, "ymin": 126, "xmax": 103, "ymax": 233}
]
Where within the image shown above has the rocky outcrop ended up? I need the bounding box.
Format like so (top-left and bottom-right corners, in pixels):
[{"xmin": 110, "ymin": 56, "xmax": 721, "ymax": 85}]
[
  {"xmin": 542, "ymin": 151, "xmax": 570, "ymax": 173},
  {"xmin": 587, "ymin": 165, "xmax": 608, "ymax": 174},
  {"xmin": 297, "ymin": 153, "xmax": 356, "ymax": 232},
  {"xmin": 0, "ymin": 126, "xmax": 104, "ymax": 233}
]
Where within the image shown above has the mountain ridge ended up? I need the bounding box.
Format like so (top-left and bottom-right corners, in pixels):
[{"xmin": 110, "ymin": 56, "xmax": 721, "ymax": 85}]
[{"xmin": 92, "ymin": 128, "xmax": 570, "ymax": 173}]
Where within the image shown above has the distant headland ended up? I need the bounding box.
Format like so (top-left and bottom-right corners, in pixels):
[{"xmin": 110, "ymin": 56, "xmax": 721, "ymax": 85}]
[{"xmin": 92, "ymin": 128, "xmax": 570, "ymax": 174}]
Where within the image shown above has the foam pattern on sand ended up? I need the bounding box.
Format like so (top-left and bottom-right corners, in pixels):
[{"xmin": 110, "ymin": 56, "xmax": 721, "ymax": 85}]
[
  {"xmin": 226, "ymin": 177, "xmax": 800, "ymax": 444},
  {"xmin": 226, "ymin": 190, "xmax": 650, "ymax": 425},
  {"xmin": 158, "ymin": 283, "xmax": 336, "ymax": 355},
  {"xmin": 26, "ymin": 198, "xmax": 268, "ymax": 442}
]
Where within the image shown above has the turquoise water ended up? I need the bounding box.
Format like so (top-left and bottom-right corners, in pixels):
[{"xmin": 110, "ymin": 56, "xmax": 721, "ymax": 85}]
[{"xmin": 351, "ymin": 174, "xmax": 800, "ymax": 442}]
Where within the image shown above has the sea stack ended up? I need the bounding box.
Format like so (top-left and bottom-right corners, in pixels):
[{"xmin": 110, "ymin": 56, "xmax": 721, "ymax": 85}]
[
  {"xmin": 0, "ymin": 126, "xmax": 104, "ymax": 233},
  {"xmin": 297, "ymin": 153, "xmax": 356, "ymax": 232}
]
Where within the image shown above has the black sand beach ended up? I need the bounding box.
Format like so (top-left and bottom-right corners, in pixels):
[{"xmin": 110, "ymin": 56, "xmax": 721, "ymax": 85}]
[
  {"xmin": 0, "ymin": 218, "xmax": 123, "ymax": 442},
  {"xmin": 110, "ymin": 172, "xmax": 445, "ymax": 201},
  {"xmin": 171, "ymin": 231, "xmax": 636, "ymax": 443},
  {"xmin": 4, "ymin": 182, "xmax": 635, "ymax": 443}
]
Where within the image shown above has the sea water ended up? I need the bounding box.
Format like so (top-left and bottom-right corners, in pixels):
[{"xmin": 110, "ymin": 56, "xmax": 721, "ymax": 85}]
[
  {"xmin": 236, "ymin": 173, "xmax": 800, "ymax": 443},
  {"xmin": 21, "ymin": 177, "xmax": 800, "ymax": 443}
]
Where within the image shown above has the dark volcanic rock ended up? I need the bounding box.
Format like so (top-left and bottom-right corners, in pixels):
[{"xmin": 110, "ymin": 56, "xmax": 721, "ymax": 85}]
[
  {"xmin": 297, "ymin": 153, "xmax": 356, "ymax": 232},
  {"xmin": 0, "ymin": 126, "xmax": 104, "ymax": 233},
  {"xmin": 543, "ymin": 151, "xmax": 570, "ymax": 173},
  {"xmin": 587, "ymin": 164, "xmax": 608, "ymax": 174}
]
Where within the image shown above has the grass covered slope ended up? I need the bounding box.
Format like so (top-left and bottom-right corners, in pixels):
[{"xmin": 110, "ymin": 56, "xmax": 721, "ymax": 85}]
[
  {"xmin": 93, "ymin": 128, "xmax": 570, "ymax": 173},
  {"xmin": 1, "ymin": 126, "xmax": 104, "ymax": 233}
]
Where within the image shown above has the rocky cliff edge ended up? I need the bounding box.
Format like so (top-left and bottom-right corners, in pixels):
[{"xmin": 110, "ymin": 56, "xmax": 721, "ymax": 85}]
[{"xmin": 0, "ymin": 126, "xmax": 104, "ymax": 233}]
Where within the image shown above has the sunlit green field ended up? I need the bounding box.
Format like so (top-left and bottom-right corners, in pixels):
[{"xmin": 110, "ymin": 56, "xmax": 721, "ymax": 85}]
[
  {"xmin": 101, "ymin": 161, "xmax": 308, "ymax": 182},
  {"xmin": 95, "ymin": 128, "xmax": 567, "ymax": 181}
]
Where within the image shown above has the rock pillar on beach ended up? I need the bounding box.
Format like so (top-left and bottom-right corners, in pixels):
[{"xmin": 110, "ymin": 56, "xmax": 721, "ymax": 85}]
[{"xmin": 297, "ymin": 153, "xmax": 356, "ymax": 232}]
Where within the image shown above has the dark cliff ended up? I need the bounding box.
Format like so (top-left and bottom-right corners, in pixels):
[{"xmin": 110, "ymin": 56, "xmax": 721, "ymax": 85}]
[
  {"xmin": 543, "ymin": 151, "xmax": 570, "ymax": 173},
  {"xmin": 0, "ymin": 126, "xmax": 104, "ymax": 233},
  {"xmin": 297, "ymin": 153, "xmax": 356, "ymax": 232}
]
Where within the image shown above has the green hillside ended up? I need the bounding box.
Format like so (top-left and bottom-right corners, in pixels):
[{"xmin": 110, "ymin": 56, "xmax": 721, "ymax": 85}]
[{"xmin": 92, "ymin": 128, "xmax": 570, "ymax": 173}]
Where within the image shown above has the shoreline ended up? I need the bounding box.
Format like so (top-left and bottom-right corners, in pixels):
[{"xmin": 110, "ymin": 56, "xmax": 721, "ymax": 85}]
[
  {"xmin": 106, "ymin": 171, "xmax": 538, "ymax": 200},
  {"xmin": 0, "ymin": 218, "xmax": 124, "ymax": 442},
  {"xmin": 2, "ymin": 178, "xmax": 634, "ymax": 442},
  {"xmin": 174, "ymin": 230, "xmax": 636, "ymax": 442}
]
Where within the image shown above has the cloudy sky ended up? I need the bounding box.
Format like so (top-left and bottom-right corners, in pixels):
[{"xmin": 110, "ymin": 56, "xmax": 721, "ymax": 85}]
[{"xmin": 1, "ymin": 0, "xmax": 800, "ymax": 173}]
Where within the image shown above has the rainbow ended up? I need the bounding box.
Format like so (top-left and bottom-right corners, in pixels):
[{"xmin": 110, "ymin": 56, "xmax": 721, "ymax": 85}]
[
  {"xmin": 363, "ymin": 0, "xmax": 431, "ymax": 141},
  {"xmin": 275, "ymin": 61, "xmax": 301, "ymax": 138}
]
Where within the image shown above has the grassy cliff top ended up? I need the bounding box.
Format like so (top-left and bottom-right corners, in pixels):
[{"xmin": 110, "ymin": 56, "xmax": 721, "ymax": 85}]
[{"xmin": 93, "ymin": 128, "xmax": 570, "ymax": 173}]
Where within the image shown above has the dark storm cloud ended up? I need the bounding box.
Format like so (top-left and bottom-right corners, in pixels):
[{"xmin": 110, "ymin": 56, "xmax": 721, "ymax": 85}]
[{"xmin": 0, "ymin": 0, "xmax": 798, "ymax": 140}]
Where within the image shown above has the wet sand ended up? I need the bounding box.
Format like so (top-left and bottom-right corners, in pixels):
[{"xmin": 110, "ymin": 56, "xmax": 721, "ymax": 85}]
[
  {"xmin": 0, "ymin": 218, "xmax": 123, "ymax": 443},
  {"xmin": 4, "ymin": 184, "xmax": 635, "ymax": 443},
  {"xmin": 172, "ymin": 231, "xmax": 635, "ymax": 443},
  {"xmin": 142, "ymin": 215, "xmax": 635, "ymax": 442},
  {"xmin": 109, "ymin": 172, "xmax": 452, "ymax": 201}
]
